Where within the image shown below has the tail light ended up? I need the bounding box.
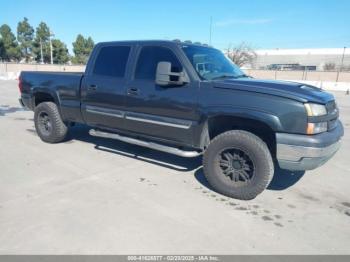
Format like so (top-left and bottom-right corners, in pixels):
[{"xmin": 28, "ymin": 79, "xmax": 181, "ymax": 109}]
[{"xmin": 18, "ymin": 76, "xmax": 23, "ymax": 93}]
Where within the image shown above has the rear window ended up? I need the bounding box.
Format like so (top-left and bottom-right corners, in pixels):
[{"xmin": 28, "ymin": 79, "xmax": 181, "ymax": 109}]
[{"xmin": 93, "ymin": 46, "xmax": 131, "ymax": 77}]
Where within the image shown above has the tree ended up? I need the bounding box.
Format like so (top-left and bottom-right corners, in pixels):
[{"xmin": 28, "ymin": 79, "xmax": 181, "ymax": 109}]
[
  {"xmin": 17, "ymin": 17, "xmax": 34, "ymax": 62},
  {"xmin": 323, "ymin": 63, "xmax": 336, "ymax": 71},
  {"xmin": 32, "ymin": 22, "xmax": 51, "ymax": 63},
  {"xmin": 86, "ymin": 37, "xmax": 94, "ymax": 54},
  {"xmin": 72, "ymin": 34, "xmax": 94, "ymax": 64},
  {"xmin": 226, "ymin": 42, "xmax": 257, "ymax": 67},
  {"xmin": 0, "ymin": 39, "xmax": 4, "ymax": 60},
  {"xmin": 52, "ymin": 39, "xmax": 69, "ymax": 64},
  {"xmin": 0, "ymin": 24, "xmax": 21, "ymax": 61}
]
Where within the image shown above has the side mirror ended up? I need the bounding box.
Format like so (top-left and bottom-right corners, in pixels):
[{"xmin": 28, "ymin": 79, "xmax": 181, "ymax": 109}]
[{"xmin": 156, "ymin": 61, "xmax": 189, "ymax": 86}]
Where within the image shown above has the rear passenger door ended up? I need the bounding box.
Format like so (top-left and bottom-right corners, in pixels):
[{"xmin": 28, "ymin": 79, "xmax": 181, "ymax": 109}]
[{"xmin": 81, "ymin": 45, "xmax": 132, "ymax": 130}]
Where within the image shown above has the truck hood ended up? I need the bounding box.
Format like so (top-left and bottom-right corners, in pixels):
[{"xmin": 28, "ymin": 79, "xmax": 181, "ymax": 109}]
[{"xmin": 212, "ymin": 78, "xmax": 334, "ymax": 104}]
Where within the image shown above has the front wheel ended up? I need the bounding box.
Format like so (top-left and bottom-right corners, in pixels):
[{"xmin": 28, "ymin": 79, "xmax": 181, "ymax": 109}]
[
  {"xmin": 203, "ymin": 130, "xmax": 274, "ymax": 200},
  {"xmin": 34, "ymin": 102, "xmax": 68, "ymax": 143}
]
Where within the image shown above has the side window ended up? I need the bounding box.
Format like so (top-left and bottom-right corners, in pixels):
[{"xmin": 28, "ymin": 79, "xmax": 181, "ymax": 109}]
[
  {"xmin": 135, "ymin": 46, "xmax": 182, "ymax": 80},
  {"xmin": 93, "ymin": 46, "xmax": 131, "ymax": 77}
]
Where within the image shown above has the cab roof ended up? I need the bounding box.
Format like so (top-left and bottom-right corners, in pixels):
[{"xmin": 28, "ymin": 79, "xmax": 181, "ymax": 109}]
[{"xmin": 96, "ymin": 40, "xmax": 211, "ymax": 48}]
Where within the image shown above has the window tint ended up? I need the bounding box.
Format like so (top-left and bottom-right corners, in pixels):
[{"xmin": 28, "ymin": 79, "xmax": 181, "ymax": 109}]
[
  {"xmin": 93, "ymin": 46, "xmax": 131, "ymax": 77},
  {"xmin": 135, "ymin": 46, "xmax": 182, "ymax": 80}
]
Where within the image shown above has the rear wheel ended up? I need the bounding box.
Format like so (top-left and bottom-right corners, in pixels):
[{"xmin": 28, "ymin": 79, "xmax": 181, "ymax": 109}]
[
  {"xmin": 34, "ymin": 102, "xmax": 68, "ymax": 143},
  {"xmin": 203, "ymin": 130, "xmax": 274, "ymax": 200}
]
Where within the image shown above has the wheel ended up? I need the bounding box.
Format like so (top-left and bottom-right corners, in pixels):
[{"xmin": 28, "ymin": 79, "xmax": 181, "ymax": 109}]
[
  {"xmin": 203, "ymin": 130, "xmax": 274, "ymax": 200},
  {"xmin": 34, "ymin": 102, "xmax": 68, "ymax": 143}
]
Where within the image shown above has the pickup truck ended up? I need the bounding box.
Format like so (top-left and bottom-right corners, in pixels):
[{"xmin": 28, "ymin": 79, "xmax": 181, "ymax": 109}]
[{"xmin": 19, "ymin": 40, "xmax": 344, "ymax": 200}]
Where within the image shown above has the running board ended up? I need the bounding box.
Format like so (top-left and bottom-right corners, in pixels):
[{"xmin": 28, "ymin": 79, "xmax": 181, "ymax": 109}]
[{"xmin": 89, "ymin": 129, "xmax": 202, "ymax": 158}]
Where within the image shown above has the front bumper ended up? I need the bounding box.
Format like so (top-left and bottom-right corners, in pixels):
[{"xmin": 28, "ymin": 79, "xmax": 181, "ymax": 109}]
[{"xmin": 276, "ymin": 121, "xmax": 344, "ymax": 171}]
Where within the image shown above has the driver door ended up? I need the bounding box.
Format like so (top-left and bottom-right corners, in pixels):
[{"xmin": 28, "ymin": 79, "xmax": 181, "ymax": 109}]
[{"xmin": 124, "ymin": 45, "xmax": 199, "ymax": 146}]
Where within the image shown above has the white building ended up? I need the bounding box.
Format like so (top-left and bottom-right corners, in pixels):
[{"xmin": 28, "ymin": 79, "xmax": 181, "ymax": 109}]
[{"xmin": 252, "ymin": 48, "xmax": 350, "ymax": 71}]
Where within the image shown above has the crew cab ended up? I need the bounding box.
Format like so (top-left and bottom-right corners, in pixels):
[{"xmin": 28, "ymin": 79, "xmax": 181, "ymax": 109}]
[{"xmin": 18, "ymin": 40, "xmax": 344, "ymax": 200}]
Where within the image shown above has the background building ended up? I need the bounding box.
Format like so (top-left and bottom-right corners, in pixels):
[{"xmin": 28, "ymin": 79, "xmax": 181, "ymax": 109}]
[{"xmin": 252, "ymin": 48, "xmax": 350, "ymax": 71}]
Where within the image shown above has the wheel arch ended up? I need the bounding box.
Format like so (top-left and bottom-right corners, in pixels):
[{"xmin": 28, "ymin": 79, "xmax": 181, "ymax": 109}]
[
  {"xmin": 32, "ymin": 89, "xmax": 66, "ymax": 123},
  {"xmin": 33, "ymin": 88, "xmax": 60, "ymax": 107},
  {"xmin": 199, "ymin": 110, "xmax": 281, "ymax": 157}
]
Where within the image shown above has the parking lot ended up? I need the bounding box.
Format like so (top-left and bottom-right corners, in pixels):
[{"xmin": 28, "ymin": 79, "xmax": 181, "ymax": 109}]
[{"xmin": 0, "ymin": 79, "xmax": 349, "ymax": 254}]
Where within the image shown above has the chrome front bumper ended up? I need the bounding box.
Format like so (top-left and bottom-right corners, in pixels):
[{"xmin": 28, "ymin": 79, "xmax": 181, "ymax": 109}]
[
  {"xmin": 276, "ymin": 121, "xmax": 343, "ymax": 171},
  {"xmin": 277, "ymin": 141, "xmax": 341, "ymax": 170}
]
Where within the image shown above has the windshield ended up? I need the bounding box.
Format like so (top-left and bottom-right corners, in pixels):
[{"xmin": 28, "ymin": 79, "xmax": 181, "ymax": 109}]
[{"xmin": 182, "ymin": 45, "xmax": 246, "ymax": 80}]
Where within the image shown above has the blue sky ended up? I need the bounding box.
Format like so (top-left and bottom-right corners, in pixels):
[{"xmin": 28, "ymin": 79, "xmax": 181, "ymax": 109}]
[{"xmin": 1, "ymin": 0, "xmax": 350, "ymax": 53}]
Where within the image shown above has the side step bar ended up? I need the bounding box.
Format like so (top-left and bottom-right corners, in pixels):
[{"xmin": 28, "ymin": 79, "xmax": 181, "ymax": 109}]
[{"xmin": 89, "ymin": 129, "xmax": 202, "ymax": 158}]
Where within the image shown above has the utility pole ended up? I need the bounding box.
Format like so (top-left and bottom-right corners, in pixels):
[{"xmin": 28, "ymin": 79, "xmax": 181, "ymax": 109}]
[
  {"xmin": 209, "ymin": 16, "xmax": 213, "ymax": 46},
  {"xmin": 336, "ymin": 46, "xmax": 346, "ymax": 82},
  {"xmin": 49, "ymin": 31, "xmax": 54, "ymax": 64},
  {"xmin": 40, "ymin": 38, "xmax": 44, "ymax": 64},
  {"xmin": 340, "ymin": 46, "xmax": 346, "ymax": 70}
]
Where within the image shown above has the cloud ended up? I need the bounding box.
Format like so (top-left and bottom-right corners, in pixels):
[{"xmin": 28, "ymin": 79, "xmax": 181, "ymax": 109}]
[{"xmin": 215, "ymin": 18, "xmax": 273, "ymax": 27}]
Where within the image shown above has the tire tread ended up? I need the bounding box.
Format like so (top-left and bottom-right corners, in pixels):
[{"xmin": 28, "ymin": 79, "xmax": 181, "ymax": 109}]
[
  {"xmin": 34, "ymin": 102, "xmax": 68, "ymax": 143},
  {"xmin": 203, "ymin": 130, "xmax": 274, "ymax": 200}
]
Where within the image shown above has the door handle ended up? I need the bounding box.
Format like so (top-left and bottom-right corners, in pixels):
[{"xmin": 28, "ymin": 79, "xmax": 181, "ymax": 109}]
[
  {"xmin": 87, "ymin": 84, "xmax": 98, "ymax": 91},
  {"xmin": 127, "ymin": 87, "xmax": 139, "ymax": 95}
]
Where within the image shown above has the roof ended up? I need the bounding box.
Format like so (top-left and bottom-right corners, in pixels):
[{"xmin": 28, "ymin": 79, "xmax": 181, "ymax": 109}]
[{"xmin": 96, "ymin": 40, "xmax": 211, "ymax": 48}]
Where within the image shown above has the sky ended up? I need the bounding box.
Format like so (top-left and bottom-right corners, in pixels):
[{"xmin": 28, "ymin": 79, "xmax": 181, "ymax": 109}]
[{"xmin": 1, "ymin": 0, "xmax": 350, "ymax": 53}]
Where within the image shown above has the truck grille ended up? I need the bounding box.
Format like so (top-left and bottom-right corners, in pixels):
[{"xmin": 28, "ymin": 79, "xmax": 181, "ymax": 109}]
[
  {"xmin": 326, "ymin": 101, "xmax": 337, "ymax": 114},
  {"xmin": 326, "ymin": 101, "xmax": 338, "ymax": 131},
  {"xmin": 329, "ymin": 119, "xmax": 338, "ymax": 130}
]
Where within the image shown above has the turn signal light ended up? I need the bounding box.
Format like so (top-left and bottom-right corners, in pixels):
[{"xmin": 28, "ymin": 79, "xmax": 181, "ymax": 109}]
[{"xmin": 307, "ymin": 122, "xmax": 327, "ymax": 134}]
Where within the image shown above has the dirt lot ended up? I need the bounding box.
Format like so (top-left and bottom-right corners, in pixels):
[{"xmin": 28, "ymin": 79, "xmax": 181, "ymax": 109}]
[{"xmin": 0, "ymin": 80, "xmax": 349, "ymax": 254}]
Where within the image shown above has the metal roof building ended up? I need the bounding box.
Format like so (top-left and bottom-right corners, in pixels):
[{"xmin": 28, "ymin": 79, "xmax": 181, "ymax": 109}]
[{"xmin": 252, "ymin": 48, "xmax": 350, "ymax": 71}]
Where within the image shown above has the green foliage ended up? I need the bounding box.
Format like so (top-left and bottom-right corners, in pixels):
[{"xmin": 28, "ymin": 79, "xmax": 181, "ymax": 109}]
[
  {"xmin": 0, "ymin": 39, "xmax": 4, "ymax": 60},
  {"xmin": 32, "ymin": 22, "xmax": 51, "ymax": 63},
  {"xmin": 52, "ymin": 39, "xmax": 69, "ymax": 64},
  {"xmin": 72, "ymin": 34, "xmax": 94, "ymax": 64},
  {"xmin": 17, "ymin": 17, "xmax": 34, "ymax": 62},
  {"xmin": 1, "ymin": 18, "xmax": 95, "ymax": 65},
  {"xmin": 0, "ymin": 24, "xmax": 21, "ymax": 61}
]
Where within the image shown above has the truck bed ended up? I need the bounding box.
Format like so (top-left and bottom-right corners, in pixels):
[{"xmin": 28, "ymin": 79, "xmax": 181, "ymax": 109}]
[{"xmin": 20, "ymin": 71, "xmax": 84, "ymax": 123}]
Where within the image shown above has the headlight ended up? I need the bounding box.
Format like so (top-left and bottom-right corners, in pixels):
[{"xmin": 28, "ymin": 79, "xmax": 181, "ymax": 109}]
[
  {"xmin": 307, "ymin": 122, "xmax": 328, "ymax": 134},
  {"xmin": 304, "ymin": 103, "xmax": 327, "ymax": 116}
]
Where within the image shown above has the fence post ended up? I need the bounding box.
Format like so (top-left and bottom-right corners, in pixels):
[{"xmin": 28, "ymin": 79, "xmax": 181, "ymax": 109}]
[
  {"xmin": 304, "ymin": 69, "xmax": 308, "ymax": 80},
  {"xmin": 336, "ymin": 70, "xmax": 340, "ymax": 82},
  {"xmin": 274, "ymin": 70, "xmax": 277, "ymax": 80},
  {"xmin": 5, "ymin": 62, "xmax": 8, "ymax": 73},
  {"xmin": 336, "ymin": 47, "xmax": 346, "ymax": 82}
]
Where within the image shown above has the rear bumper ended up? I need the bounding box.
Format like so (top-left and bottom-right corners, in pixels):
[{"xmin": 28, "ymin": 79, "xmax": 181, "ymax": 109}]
[
  {"xmin": 18, "ymin": 98, "xmax": 25, "ymax": 107},
  {"xmin": 276, "ymin": 121, "xmax": 344, "ymax": 171}
]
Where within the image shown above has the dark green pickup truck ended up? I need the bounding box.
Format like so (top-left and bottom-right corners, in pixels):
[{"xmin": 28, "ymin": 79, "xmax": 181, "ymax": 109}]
[{"xmin": 19, "ymin": 40, "xmax": 343, "ymax": 200}]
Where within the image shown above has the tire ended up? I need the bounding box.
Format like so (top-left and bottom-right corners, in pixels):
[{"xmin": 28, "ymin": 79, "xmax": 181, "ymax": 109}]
[
  {"xmin": 34, "ymin": 102, "xmax": 68, "ymax": 143},
  {"xmin": 203, "ymin": 130, "xmax": 274, "ymax": 200}
]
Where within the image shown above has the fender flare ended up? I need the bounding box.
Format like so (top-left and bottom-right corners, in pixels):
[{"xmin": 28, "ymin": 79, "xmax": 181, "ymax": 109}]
[
  {"xmin": 197, "ymin": 106, "xmax": 282, "ymax": 148},
  {"xmin": 32, "ymin": 87, "xmax": 61, "ymax": 107}
]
